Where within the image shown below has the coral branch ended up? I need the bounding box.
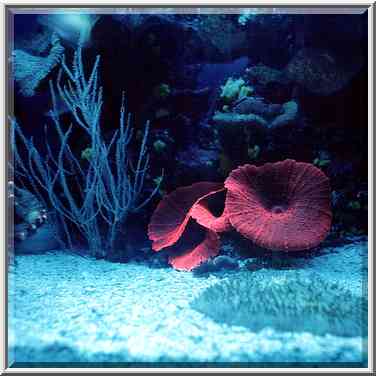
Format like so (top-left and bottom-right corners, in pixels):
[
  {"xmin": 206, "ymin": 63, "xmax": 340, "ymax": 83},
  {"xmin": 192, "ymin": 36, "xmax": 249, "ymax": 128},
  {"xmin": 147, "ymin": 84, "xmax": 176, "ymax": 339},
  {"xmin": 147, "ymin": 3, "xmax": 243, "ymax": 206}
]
[{"xmin": 10, "ymin": 45, "xmax": 161, "ymax": 257}]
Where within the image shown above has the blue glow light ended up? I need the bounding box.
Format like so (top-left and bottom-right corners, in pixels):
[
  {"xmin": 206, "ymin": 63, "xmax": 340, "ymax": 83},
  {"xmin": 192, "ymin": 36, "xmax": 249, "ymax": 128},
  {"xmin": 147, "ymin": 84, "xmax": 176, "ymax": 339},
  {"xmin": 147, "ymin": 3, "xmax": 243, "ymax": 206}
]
[{"xmin": 37, "ymin": 13, "xmax": 99, "ymax": 45}]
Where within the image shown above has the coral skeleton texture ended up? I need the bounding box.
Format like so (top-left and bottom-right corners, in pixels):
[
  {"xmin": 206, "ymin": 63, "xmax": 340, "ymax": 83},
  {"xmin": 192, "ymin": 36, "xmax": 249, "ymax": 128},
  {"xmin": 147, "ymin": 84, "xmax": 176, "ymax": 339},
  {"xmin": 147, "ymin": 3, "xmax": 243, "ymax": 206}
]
[
  {"xmin": 225, "ymin": 159, "xmax": 332, "ymax": 251},
  {"xmin": 12, "ymin": 33, "xmax": 64, "ymax": 97}
]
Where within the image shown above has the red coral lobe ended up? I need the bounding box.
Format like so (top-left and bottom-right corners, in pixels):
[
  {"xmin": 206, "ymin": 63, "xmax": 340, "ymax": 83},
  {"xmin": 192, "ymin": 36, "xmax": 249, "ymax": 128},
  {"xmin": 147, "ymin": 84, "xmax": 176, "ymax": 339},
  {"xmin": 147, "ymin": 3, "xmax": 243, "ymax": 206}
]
[
  {"xmin": 169, "ymin": 230, "xmax": 220, "ymax": 271},
  {"xmin": 147, "ymin": 182, "xmax": 223, "ymax": 251},
  {"xmin": 224, "ymin": 159, "xmax": 332, "ymax": 251}
]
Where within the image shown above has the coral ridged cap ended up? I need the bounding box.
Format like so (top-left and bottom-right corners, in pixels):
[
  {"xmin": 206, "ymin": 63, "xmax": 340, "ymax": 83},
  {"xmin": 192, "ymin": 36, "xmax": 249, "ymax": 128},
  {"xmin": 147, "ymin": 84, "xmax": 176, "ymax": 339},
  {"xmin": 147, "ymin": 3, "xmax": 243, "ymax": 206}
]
[
  {"xmin": 224, "ymin": 159, "xmax": 332, "ymax": 251},
  {"xmin": 147, "ymin": 182, "xmax": 224, "ymax": 252},
  {"xmin": 190, "ymin": 198, "xmax": 232, "ymax": 233},
  {"xmin": 169, "ymin": 230, "xmax": 220, "ymax": 271},
  {"xmin": 148, "ymin": 182, "xmax": 229, "ymax": 271}
]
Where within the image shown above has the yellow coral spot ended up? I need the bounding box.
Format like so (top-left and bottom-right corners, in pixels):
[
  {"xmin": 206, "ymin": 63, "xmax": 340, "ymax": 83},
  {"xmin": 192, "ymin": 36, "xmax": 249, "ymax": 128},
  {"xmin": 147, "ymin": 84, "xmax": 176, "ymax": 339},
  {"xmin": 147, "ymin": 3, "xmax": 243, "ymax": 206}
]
[{"xmin": 81, "ymin": 147, "xmax": 93, "ymax": 161}]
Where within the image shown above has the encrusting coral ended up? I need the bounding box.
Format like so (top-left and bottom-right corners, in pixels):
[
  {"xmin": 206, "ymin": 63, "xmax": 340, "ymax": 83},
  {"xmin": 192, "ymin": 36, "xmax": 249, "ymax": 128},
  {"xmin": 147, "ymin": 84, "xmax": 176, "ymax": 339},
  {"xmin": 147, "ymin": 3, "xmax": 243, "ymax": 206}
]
[
  {"xmin": 285, "ymin": 48, "xmax": 364, "ymax": 96},
  {"xmin": 212, "ymin": 99, "xmax": 298, "ymax": 131},
  {"xmin": 12, "ymin": 33, "xmax": 64, "ymax": 97},
  {"xmin": 269, "ymin": 100, "xmax": 298, "ymax": 129},
  {"xmin": 9, "ymin": 182, "xmax": 48, "ymax": 241},
  {"xmin": 212, "ymin": 112, "xmax": 268, "ymax": 130},
  {"xmin": 233, "ymin": 97, "xmax": 282, "ymax": 118},
  {"xmin": 191, "ymin": 273, "xmax": 366, "ymax": 337}
]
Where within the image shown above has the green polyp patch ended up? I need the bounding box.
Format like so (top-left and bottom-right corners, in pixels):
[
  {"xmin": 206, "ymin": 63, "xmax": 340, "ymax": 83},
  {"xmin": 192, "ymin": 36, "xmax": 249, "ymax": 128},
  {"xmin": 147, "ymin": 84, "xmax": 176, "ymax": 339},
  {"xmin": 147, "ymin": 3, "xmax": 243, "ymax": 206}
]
[
  {"xmin": 220, "ymin": 77, "xmax": 253, "ymax": 104},
  {"xmin": 191, "ymin": 273, "xmax": 367, "ymax": 338},
  {"xmin": 81, "ymin": 147, "xmax": 93, "ymax": 161},
  {"xmin": 154, "ymin": 83, "xmax": 171, "ymax": 99}
]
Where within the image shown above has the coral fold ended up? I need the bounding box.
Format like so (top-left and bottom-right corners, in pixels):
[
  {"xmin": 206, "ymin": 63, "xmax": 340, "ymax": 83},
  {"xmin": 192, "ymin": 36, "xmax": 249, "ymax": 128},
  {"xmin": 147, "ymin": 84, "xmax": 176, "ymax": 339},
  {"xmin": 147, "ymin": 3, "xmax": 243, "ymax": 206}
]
[
  {"xmin": 190, "ymin": 195, "xmax": 231, "ymax": 233},
  {"xmin": 148, "ymin": 182, "xmax": 224, "ymax": 252},
  {"xmin": 169, "ymin": 230, "xmax": 220, "ymax": 271}
]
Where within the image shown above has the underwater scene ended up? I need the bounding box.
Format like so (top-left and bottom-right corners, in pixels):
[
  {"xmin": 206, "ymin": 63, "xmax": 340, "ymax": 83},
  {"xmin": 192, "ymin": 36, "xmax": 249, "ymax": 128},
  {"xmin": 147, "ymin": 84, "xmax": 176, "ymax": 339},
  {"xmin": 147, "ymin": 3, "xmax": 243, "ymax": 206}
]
[{"xmin": 7, "ymin": 8, "xmax": 368, "ymax": 367}]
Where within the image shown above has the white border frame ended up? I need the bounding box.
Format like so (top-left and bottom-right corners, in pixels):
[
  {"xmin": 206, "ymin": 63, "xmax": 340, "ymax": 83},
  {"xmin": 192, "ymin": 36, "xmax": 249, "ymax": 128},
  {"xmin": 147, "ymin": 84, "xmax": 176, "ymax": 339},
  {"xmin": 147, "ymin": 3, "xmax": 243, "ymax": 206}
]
[{"xmin": 0, "ymin": 1, "xmax": 373, "ymax": 373}]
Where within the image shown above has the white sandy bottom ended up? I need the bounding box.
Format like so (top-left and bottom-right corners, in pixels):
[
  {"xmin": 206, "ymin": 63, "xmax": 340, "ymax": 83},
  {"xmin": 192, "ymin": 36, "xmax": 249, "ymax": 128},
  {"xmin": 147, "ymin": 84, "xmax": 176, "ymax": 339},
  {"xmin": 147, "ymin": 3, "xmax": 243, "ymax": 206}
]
[{"xmin": 8, "ymin": 241, "xmax": 368, "ymax": 365}]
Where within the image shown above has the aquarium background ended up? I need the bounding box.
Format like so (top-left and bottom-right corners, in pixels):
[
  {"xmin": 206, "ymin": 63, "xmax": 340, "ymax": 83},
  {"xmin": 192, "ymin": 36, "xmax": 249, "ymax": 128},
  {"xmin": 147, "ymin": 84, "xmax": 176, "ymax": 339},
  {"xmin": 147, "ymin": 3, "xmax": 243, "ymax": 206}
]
[{"xmin": 7, "ymin": 8, "xmax": 368, "ymax": 367}]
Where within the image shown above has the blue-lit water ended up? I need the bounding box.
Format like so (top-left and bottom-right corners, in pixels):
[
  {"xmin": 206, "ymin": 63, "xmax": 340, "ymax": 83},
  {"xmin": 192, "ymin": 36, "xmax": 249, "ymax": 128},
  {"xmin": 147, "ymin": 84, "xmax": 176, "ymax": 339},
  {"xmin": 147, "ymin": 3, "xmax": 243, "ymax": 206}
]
[{"xmin": 8, "ymin": 9, "xmax": 368, "ymax": 368}]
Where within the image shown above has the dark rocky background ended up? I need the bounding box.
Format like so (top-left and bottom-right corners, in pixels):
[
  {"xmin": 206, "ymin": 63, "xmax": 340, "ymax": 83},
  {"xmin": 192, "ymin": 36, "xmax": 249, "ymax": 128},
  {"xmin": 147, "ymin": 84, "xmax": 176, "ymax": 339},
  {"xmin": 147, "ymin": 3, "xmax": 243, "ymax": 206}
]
[{"xmin": 11, "ymin": 11, "xmax": 368, "ymax": 260}]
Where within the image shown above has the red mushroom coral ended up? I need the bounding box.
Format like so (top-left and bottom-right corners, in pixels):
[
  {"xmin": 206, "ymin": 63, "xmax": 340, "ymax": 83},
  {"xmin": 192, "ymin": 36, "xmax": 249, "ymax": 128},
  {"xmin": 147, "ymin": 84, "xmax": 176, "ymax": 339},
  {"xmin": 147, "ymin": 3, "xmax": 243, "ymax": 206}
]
[
  {"xmin": 147, "ymin": 182, "xmax": 229, "ymax": 270},
  {"xmin": 148, "ymin": 182, "xmax": 224, "ymax": 251},
  {"xmin": 169, "ymin": 230, "xmax": 220, "ymax": 271},
  {"xmin": 190, "ymin": 197, "xmax": 232, "ymax": 233},
  {"xmin": 224, "ymin": 159, "xmax": 332, "ymax": 251}
]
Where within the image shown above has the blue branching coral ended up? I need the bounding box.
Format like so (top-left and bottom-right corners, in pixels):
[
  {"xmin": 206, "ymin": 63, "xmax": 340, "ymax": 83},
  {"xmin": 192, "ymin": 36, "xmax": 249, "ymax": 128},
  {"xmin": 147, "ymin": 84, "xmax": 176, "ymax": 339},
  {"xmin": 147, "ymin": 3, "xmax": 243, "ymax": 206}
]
[{"xmin": 10, "ymin": 44, "xmax": 162, "ymax": 257}]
